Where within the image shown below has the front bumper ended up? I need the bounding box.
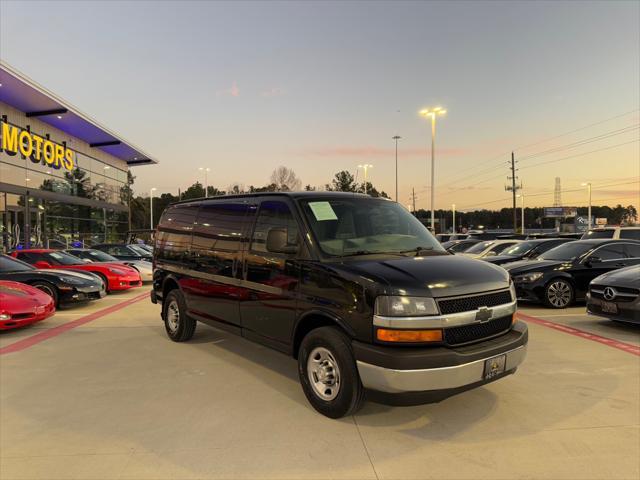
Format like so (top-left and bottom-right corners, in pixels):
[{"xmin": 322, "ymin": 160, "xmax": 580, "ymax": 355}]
[
  {"xmin": 354, "ymin": 321, "xmax": 528, "ymax": 405},
  {"xmin": 586, "ymin": 294, "xmax": 640, "ymax": 324},
  {"xmin": 59, "ymin": 284, "xmax": 106, "ymax": 304},
  {"xmin": 108, "ymin": 274, "xmax": 143, "ymax": 291}
]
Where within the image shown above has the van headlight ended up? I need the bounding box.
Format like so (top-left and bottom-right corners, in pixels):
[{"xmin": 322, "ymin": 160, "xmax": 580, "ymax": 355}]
[
  {"xmin": 514, "ymin": 272, "xmax": 544, "ymax": 283},
  {"xmin": 375, "ymin": 296, "xmax": 439, "ymax": 317}
]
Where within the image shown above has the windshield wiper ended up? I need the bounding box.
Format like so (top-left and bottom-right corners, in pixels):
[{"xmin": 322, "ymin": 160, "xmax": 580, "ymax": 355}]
[
  {"xmin": 337, "ymin": 250, "xmax": 407, "ymax": 258},
  {"xmin": 398, "ymin": 246, "xmax": 435, "ymax": 256}
]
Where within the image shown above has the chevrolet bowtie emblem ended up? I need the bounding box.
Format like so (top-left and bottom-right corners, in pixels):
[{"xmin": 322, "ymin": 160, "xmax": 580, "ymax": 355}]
[{"xmin": 475, "ymin": 306, "xmax": 493, "ymax": 323}]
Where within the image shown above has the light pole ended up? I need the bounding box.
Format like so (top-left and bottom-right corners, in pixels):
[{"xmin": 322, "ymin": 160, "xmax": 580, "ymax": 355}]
[
  {"xmin": 581, "ymin": 182, "xmax": 592, "ymax": 230},
  {"xmin": 357, "ymin": 164, "xmax": 373, "ymax": 195},
  {"xmin": 419, "ymin": 106, "xmax": 447, "ymax": 232},
  {"xmin": 199, "ymin": 167, "xmax": 211, "ymax": 197},
  {"xmin": 150, "ymin": 187, "xmax": 157, "ymax": 229},
  {"xmin": 452, "ymin": 203, "xmax": 456, "ymax": 234},
  {"xmin": 517, "ymin": 193, "xmax": 525, "ymax": 234},
  {"xmin": 392, "ymin": 136, "xmax": 401, "ymax": 202}
]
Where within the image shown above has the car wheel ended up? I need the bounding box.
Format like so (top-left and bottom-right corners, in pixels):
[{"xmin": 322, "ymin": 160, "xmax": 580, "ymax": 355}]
[
  {"xmin": 163, "ymin": 289, "xmax": 196, "ymax": 342},
  {"xmin": 298, "ymin": 326, "xmax": 365, "ymax": 418},
  {"xmin": 95, "ymin": 273, "xmax": 110, "ymax": 294},
  {"xmin": 30, "ymin": 281, "xmax": 59, "ymax": 307},
  {"xmin": 544, "ymin": 279, "xmax": 574, "ymax": 308}
]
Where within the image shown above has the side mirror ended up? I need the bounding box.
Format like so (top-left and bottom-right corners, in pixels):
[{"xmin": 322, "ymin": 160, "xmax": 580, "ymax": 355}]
[
  {"xmin": 34, "ymin": 261, "xmax": 52, "ymax": 269},
  {"xmin": 266, "ymin": 228, "xmax": 298, "ymax": 254},
  {"xmin": 82, "ymin": 258, "xmax": 93, "ymax": 263},
  {"xmin": 485, "ymin": 251, "xmax": 497, "ymax": 257}
]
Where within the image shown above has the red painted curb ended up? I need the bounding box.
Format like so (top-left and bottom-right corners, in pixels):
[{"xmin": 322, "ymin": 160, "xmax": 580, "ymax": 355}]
[
  {"xmin": 0, "ymin": 291, "xmax": 151, "ymax": 356},
  {"xmin": 516, "ymin": 311, "xmax": 640, "ymax": 357}
]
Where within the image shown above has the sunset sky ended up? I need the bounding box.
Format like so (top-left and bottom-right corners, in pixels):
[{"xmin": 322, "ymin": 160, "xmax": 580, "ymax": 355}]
[{"xmin": 1, "ymin": 1, "xmax": 638, "ymax": 211}]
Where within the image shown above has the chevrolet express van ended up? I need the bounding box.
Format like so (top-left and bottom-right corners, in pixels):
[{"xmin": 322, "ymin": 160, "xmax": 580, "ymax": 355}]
[{"xmin": 151, "ymin": 193, "xmax": 528, "ymax": 418}]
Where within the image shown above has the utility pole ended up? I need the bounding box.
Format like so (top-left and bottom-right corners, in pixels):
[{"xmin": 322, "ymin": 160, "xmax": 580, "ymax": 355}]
[
  {"xmin": 409, "ymin": 188, "xmax": 417, "ymax": 215},
  {"xmin": 505, "ymin": 152, "xmax": 520, "ymax": 232}
]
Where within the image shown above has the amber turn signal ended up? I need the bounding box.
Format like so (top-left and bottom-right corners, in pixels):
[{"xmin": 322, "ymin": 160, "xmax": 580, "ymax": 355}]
[{"xmin": 376, "ymin": 328, "xmax": 443, "ymax": 343}]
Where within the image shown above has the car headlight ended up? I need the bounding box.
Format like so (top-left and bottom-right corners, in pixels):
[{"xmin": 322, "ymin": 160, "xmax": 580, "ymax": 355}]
[
  {"xmin": 108, "ymin": 267, "xmax": 127, "ymax": 275},
  {"xmin": 514, "ymin": 272, "xmax": 544, "ymax": 283},
  {"xmin": 0, "ymin": 312, "xmax": 11, "ymax": 321},
  {"xmin": 59, "ymin": 276, "xmax": 85, "ymax": 285},
  {"xmin": 375, "ymin": 296, "xmax": 439, "ymax": 317}
]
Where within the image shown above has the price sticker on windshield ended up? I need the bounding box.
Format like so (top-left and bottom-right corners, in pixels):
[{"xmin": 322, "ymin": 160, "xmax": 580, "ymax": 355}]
[{"xmin": 309, "ymin": 202, "xmax": 338, "ymax": 221}]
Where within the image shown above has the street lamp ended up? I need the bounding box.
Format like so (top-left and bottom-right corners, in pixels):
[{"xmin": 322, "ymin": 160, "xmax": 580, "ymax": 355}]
[
  {"xmin": 357, "ymin": 164, "xmax": 373, "ymax": 195},
  {"xmin": 150, "ymin": 187, "xmax": 157, "ymax": 229},
  {"xmin": 452, "ymin": 203, "xmax": 456, "ymax": 234},
  {"xmin": 392, "ymin": 136, "xmax": 401, "ymax": 202},
  {"xmin": 199, "ymin": 167, "xmax": 211, "ymax": 197},
  {"xmin": 581, "ymin": 182, "xmax": 592, "ymax": 230},
  {"xmin": 517, "ymin": 193, "xmax": 525, "ymax": 234},
  {"xmin": 419, "ymin": 106, "xmax": 447, "ymax": 233}
]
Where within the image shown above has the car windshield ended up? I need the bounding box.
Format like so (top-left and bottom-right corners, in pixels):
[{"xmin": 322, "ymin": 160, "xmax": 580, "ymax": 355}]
[
  {"xmin": 0, "ymin": 255, "xmax": 35, "ymax": 272},
  {"xmin": 582, "ymin": 230, "xmax": 614, "ymax": 239},
  {"xmin": 502, "ymin": 241, "xmax": 536, "ymax": 256},
  {"xmin": 464, "ymin": 241, "xmax": 494, "ymax": 254},
  {"xmin": 44, "ymin": 251, "xmax": 84, "ymax": 265},
  {"xmin": 538, "ymin": 242, "xmax": 593, "ymax": 261},
  {"xmin": 128, "ymin": 245, "xmax": 151, "ymax": 256},
  {"xmin": 83, "ymin": 250, "xmax": 118, "ymax": 262},
  {"xmin": 299, "ymin": 197, "xmax": 444, "ymax": 256}
]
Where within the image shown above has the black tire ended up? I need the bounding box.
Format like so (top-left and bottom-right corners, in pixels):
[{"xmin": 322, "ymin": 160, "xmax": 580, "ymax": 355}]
[
  {"xmin": 163, "ymin": 289, "xmax": 196, "ymax": 342},
  {"xmin": 298, "ymin": 326, "xmax": 365, "ymax": 418},
  {"xmin": 95, "ymin": 272, "xmax": 110, "ymax": 294},
  {"xmin": 544, "ymin": 278, "xmax": 574, "ymax": 309},
  {"xmin": 30, "ymin": 281, "xmax": 59, "ymax": 307}
]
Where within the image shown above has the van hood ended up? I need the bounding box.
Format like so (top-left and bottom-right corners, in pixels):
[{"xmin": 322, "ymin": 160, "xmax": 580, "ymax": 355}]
[{"xmin": 333, "ymin": 253, "xmax": 510, "ymax": 298}]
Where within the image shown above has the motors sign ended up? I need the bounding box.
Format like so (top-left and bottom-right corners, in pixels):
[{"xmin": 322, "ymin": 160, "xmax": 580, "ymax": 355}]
[
  {"xmin": 544, "ymin": 207, "xmax": 578, "ymax": 218},
  {"xmin": 0, "ymin": 121, "xmax": 75, "ymax": 171}
]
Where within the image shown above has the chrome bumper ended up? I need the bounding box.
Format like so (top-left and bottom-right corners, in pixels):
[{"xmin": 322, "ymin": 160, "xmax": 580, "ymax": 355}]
[{"xmin": 356, "ymin": 344, "xmax": 527, "ymax": 394}]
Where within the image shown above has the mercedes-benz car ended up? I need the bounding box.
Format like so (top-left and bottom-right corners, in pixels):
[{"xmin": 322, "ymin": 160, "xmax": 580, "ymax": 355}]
[
  {"xmin": 505, "ymin": 240, "xmax": 640, "ymax": 308},
  {"xmin": 587, "ymin": 265, "xmax": 640, "ymax": 324},
  {"xmin": 0, "ymin": 254, "xmax": 105, "ymax": 307},
  {"xmin": 93, "ymin": 243, "xmax": 152, "ymax": 262},
  {"xmin": 481, "ymin": 238, "xmax": 575, "ymax": 266}
]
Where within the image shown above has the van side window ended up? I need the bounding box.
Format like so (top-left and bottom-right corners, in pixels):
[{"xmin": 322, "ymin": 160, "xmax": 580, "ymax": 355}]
[
  {"xmin": 192, "ymin": 202, "xmax": 251, "ymax": 252},
  {"xmin": 251, "ymin": 201, "xmax": 299, "ymax": 253},
  {"xmin": 156, "ymin": 204, "xmax": 199, "ymax": 262}
]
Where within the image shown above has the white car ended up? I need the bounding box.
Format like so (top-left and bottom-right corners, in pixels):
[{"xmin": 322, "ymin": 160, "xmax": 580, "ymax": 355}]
[
  {"xmin": 581, "ymin": 227, "xmax": 640, "ymax": 241},
  {"xmin": 65, "ymin": 248, "xmax": 153, "ymax": 282},
  {"xmin": 460, "ymin": 239, "xmax": 522, "ymax": 259}
]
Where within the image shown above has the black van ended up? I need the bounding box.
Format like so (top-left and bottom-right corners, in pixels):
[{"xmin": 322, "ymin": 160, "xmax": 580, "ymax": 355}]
[{"xmin": 151, "ymin": 193, "xmax": 528, "ymax": 418}]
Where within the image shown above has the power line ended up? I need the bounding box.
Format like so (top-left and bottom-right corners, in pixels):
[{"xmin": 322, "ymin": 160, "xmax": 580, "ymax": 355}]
[{"xmin": 436, "ymin": 108, "xmax": 640, "ymax": 185}]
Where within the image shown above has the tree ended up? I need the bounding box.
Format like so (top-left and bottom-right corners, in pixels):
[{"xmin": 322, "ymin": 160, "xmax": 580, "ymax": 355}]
[
  {"xmin": 227, "ymin": 183, "xmax": 246, "ymax": 195},
  {"xmin": 326, "ymin": 170, "xmax": 357, "ymax": 192},
  {"xmin": 270, "ymin": 166, "xmax": 302, "ymax": 191},
  {"xmin": 304, "ymin": 184, "xmax": 316, "ymax": 191},
  {"xmin": 357, "ymin": 182, "xmax": 389, "ymax": 198}
]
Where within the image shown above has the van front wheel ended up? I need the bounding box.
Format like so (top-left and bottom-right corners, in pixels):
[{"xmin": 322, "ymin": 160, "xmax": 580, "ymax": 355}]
[
  {"xmin": 298, "ymin": 326, "xmax": 365, "ymax": 418},
  {"xmin": 163, "ymin": 289, "xmax": 196, "ymax": 342}
]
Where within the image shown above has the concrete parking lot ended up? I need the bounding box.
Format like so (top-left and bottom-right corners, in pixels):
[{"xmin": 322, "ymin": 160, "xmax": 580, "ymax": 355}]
[{"xmin": 1, "ymin": 291, "xmax": 638, "ymax": 480}]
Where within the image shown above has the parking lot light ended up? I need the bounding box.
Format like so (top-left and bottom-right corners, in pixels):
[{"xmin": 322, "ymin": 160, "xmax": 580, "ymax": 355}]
[
  {"xmin": 581, "ymin": 182, "xmax": 592, "ymax": 230},
  {"xmin": 419, "ymin": 106, "xmax": 447, "ymax": 233},
  {"xmin": 357, "ymin": 164, "xmax": 373, "ymax": 195},
  {"xmin": 199, "ymin": 167, "xmax": 211, "ymax": 197},
  {"xmin": 150, "ymin": 187, "xmax": 157, "ymax": 229}
]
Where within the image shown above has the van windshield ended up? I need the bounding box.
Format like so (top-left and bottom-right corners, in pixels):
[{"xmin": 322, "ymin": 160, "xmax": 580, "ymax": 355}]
[{"xmin": 299, "ymin": 197, "xmax": 445, "ymax": 257}]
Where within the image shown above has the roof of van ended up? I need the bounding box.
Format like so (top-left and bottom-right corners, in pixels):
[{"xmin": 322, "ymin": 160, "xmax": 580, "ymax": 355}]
[{"xmin": 171, "ymin": 191, "xmax": 379, "ymax": 206}]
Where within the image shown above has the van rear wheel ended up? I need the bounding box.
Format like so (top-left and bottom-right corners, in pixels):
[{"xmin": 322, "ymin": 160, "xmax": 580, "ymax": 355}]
[
  {"xmin": 298, "ymin": 326, "xmax": 365, "ymax": 418},
  {"xmin": 163, "ymin": 289, "xmax": 196, "ymax": 342}
]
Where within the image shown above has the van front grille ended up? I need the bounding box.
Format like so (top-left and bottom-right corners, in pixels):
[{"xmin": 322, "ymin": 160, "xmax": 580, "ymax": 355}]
[
  {"xmin": 444, "ymin": 315, "xmax": 513, "ymax": 345},
  {"xmin": 437, "ymin": 290, "xmax": 513, "ymax": 315}
]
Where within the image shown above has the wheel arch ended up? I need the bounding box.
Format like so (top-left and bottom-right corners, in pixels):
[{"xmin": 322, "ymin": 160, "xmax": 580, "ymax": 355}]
[{"xmin": 291, "ymin": 310, "xmax": 355, "ymax": 359}]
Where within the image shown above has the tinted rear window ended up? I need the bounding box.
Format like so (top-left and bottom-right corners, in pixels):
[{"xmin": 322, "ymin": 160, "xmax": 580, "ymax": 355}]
[
  {"xmin": 192, "ymin": 202, "xmax": 254, "ymax": 252},
  {"xmin": 582, "ymin": 230, "xmax": 614, "ymax": 239},
  {"xmin": 620, "ymin": 229, "xmax": 640, "ymax": 240}
]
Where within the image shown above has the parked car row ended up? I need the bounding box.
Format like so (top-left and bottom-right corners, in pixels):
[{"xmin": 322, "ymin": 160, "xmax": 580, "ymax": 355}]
[
  {"xmin": 436, "ymin": 233, "xmax": 640, "ymax": 322},
  {"xmin": 0, "ymin": 246, "xmax": 154, "ymax": 331}
]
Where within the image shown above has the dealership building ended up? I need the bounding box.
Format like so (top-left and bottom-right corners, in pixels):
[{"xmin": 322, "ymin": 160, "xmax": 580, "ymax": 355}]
[{"xmin": 0, "ymin": 61, "xmax": 157, "ymax": 251}]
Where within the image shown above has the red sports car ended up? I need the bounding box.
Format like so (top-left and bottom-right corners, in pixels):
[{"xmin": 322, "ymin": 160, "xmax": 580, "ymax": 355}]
[
  {"xmin": 11, "ymin": 249, "xmax": 142, "ymax": 293},
  {"xmin": 0, "ymin": 281, "xmax": 56, "ymax": 330}
]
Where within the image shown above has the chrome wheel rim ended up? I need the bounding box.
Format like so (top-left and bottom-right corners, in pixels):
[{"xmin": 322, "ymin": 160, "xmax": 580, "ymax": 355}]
[
  {"xmin": 166, "ymin": 300, "xmax": 180, "ymax": 332},
  {"xmin": 548, "ymin": 281, "xmax": 571, "ymax": 307},
  {"xmin": 307, "ymin": 347, "xmax": 341, "ymax": 401},
  {"xmin": 35, "ymin": 284, "xmax": 55, "ymax": 298}
]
